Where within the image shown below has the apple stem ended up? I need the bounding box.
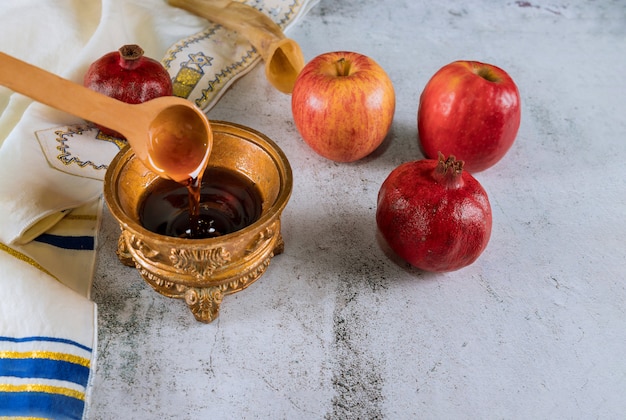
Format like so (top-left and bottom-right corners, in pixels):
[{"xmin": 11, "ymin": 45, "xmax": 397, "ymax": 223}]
[
  {"xmin": 476, "ymin": 66, "xmax": 500, "ymax": 83},
  {"xmin": 335, "ymin": 57, "xmax": 351, "ymax": 77}
]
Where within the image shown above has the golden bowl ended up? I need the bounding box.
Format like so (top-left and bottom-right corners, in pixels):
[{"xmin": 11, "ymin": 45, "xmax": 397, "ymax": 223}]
[{"xmin": 103, "ymin": 121, "xmax": 293, "ymax": 323}]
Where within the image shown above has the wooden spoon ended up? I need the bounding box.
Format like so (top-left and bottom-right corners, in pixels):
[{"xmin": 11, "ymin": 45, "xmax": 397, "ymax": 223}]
[{"xmin": 0, "ymin": 52, "xmax": 212, "ymax": 184}]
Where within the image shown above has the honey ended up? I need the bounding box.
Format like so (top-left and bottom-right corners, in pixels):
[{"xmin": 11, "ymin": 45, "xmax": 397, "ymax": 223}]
[{"xmin": 140, "ymin": 167, "xmax": 262, "ymax": 239}]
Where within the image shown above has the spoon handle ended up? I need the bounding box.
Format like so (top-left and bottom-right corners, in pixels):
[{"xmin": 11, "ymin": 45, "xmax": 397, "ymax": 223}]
[{"xmin": 0, "ymin": 52, "xmax": 141, "ymax": 135}]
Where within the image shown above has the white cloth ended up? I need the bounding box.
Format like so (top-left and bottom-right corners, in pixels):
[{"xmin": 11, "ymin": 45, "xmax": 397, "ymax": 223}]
[
  {"xmin": 0, "ymin": 0, "xmax": 317, "ymax": 418},
  {"xmin": 0, "ymin": 248, "xmax": 98, "ymax": 420}
]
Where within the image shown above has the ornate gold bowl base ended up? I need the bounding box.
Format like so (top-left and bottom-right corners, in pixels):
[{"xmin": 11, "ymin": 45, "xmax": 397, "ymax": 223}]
[{"xmin": 104, "ymin": 121, "xmax": 293, "ymax": 323}]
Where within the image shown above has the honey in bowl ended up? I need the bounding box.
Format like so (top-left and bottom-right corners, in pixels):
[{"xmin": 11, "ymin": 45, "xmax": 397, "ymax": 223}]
[{"xmin": 140, "ymin": 167, "xmax": 263, "ymax": 239}]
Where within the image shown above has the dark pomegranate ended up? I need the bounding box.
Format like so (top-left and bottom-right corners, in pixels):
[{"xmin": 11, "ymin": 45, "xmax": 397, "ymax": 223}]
[
  {"xmin": 376, "ymin": 153, "xmax": 492, "ymax": 272},
  {"xmin": 83, "ymin": 44, "xmax": 173, "ymax": 138}
]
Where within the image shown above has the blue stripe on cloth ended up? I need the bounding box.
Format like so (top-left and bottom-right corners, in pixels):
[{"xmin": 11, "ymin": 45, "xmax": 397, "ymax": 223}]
[
  {"xmin": 0, "ymin": 391, "xmax": 84, "ymax": 420},
  {"xmin": 33, "ymin": 233, "xmax": 95, "ymax": 250},
  {"xmin": 0, "ymin": 358, "xmax": 90, "ymax": 387},
  {"xmin": 0, "ymin": 336, "xmax": 92, "ymax": 353}
]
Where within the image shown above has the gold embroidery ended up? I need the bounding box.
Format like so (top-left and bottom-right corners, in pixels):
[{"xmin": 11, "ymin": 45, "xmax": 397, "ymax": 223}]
[
  {"xmin": 54, "ymin": 126, "xmax": 110, "ymax": 170},
  {"xmin": 173, "ymin": 66, "xmax": 207, "ymax": 98},
  {"xmin": 0, "ymin": 384, "xmax": 84, "ymax": 401},
  {"xmin": 0, "ymin": 351, "xmax": 90, "ymax": 368},
  {"xmin": 94, "ymin": 129, "xmax": 127, "ymax": 149},
  {"xmin": 63, "ymin": 213, "xmax": 98, "ymax": 221},
  {"xmin": 172, "ymin": 51, "xmax": 214, "ymax": 98},
  {"xmin": 0, "ymin": 244, "xmax": 60, "ymax": 283}
]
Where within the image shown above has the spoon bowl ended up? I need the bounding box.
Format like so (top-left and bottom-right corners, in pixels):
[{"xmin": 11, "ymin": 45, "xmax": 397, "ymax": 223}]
[
  {"xmin": 0, "ymin": 52, "xmax": 212, "ymax": 183},
  {"xmin": 141, "ymin": 96, "xmax": 213, "ymax": 183}
]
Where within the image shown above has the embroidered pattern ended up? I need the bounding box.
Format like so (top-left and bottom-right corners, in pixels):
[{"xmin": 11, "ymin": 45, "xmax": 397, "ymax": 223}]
[
  {"xmin": 35, "ymin": 124, "xmax": 123, "ymax": 180},
  {"xmin": 162, "ymin": 0, "xmax": 305, "ymax": 110},
  {"xmin": 0, "ymin": 336, "xmax": 93, "ymax": 420},
  {"xmin": 0, "ymin": 243, "xmax": 60, "ymax": 283},
  {"xmin": 54, "ymin": 126, "xmax": 109, "ymax": 170}
]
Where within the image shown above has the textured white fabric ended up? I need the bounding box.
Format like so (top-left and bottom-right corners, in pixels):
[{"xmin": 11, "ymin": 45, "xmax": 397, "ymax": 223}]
[
  {"xmin": 0, "ymin": 1, "xmax": 316, "ymax": 417},
  {"xmin": 0, "ymin": 0, "xmax": 317, "ymax": 244}
]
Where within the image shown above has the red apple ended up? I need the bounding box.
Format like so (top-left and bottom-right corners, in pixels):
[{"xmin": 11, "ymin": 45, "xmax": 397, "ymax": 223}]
[
  {"xmin": 291, "ymin": 51, "xmax": 395, "ymax": 162},
  {"xmin": 417, "ymin": 61, "xmax": 521, "ymax": 172}
]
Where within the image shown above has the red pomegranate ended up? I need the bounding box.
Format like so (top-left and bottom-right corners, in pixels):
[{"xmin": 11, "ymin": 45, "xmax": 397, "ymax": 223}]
[
  {"xmin": 376, "ymin": 153, "xmax": 492, "ymax": 272},
  {"xmin": 83, "ymin": 44, "xmax": 173, "ymax": 138}
]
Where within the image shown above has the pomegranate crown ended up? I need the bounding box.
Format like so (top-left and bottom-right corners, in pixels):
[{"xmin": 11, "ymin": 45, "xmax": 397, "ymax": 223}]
[{"xmin": 434, "ymin": 152, "xmax": 464, "ymax": 188}]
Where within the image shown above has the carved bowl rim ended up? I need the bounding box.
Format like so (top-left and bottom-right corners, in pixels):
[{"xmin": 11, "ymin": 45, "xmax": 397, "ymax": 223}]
[{"xmin": 103, "ymin": 120, "xmax": 293, "ymax": 247}]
